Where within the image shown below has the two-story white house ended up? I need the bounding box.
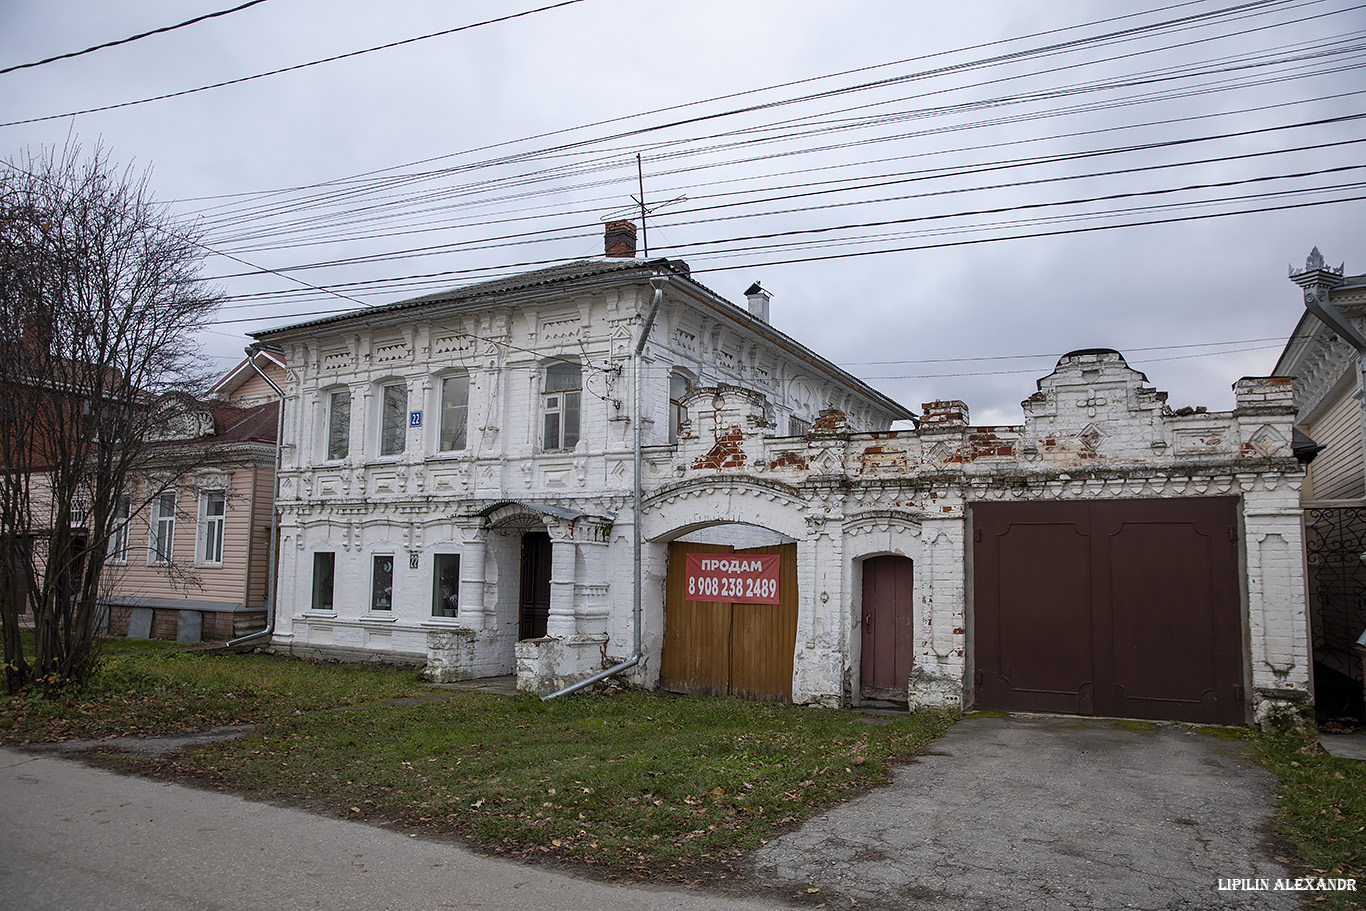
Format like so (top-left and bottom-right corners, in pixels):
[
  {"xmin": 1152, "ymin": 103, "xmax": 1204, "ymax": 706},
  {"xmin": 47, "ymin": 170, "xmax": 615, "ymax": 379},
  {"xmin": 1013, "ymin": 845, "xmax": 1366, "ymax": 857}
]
[{"xmin": 255, "ymin": 227, "xmax": 913, "ymax": 692}]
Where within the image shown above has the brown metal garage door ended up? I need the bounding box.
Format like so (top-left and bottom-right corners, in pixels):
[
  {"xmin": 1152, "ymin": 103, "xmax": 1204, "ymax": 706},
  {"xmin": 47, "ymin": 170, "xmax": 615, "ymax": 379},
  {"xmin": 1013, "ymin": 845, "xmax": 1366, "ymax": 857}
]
[
  {"xmin": 660, "ymin": 541, "xmax": 798, "ymax": 701},
  {"xmin": 972, "ymin": 498, "xmax": 1245, "ymax": 725}
]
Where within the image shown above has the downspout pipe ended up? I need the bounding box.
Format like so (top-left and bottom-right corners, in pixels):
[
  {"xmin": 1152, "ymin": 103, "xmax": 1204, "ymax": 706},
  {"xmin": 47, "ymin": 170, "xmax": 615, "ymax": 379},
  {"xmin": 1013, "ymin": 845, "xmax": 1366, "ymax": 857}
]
[
  {"xmin": 228, "ymin": 344, "xmax": 286, "ymax": 648},
  {"xmin": 544, "ymin": 272, "xmax": 670, "ymax": 699}
]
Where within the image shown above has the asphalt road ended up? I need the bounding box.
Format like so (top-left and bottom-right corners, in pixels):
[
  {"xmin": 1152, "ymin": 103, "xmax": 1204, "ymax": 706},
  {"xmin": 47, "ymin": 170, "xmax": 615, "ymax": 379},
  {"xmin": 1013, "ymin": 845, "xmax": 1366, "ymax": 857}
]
[
  {"xmin": 0, "ymin": 747, "xmax": 781, "ymax": 911},
  {"xmin": 756, "ymin": 714, "xmax": 1302, "ymax": 911}
]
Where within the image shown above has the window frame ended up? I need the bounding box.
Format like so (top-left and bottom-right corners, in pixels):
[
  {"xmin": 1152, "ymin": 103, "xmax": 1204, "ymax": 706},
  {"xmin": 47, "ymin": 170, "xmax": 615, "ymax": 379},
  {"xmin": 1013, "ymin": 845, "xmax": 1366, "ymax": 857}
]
[
  {"xmin": 431, "ymin": 553, "xmax": 460, "ymax": 617},
  {"xmin": 789, "ymin": 415, "xmax": 812, "ymax": 437},
  {"xmin": 669, "ymin": 371, "xmax": 693, "ymax": 444},
  {"xmin": 196, "ymin": 489, "xmax": 227, "ymax": 567},
  {"xmin": 325, "ymin": 388, "xmax": 351, "ymax": 461},
  {"xmin": 106, "ymin": 494, "xmax": 131, "ymax": 564},
  {"xmin": 311, "ymin": 552, "xmax": 336, "ymax": 612},
  {"xmin": 147, "ymin": 491, "xmax": 176, "ymax": 565},
  {"xmin": 371, "ymin": 554, "xmax": 395, "ymax": 612},
  {"xmin": 378, "ymin": 382, "xmax": 408, "ymax": 457},
  {"xmin": 542, "ymin": 362, "xmax": 581, "ymax": 452},
  {"xmin": 438, "ymin": 374, "xmax": 470, "ymax": 453}
]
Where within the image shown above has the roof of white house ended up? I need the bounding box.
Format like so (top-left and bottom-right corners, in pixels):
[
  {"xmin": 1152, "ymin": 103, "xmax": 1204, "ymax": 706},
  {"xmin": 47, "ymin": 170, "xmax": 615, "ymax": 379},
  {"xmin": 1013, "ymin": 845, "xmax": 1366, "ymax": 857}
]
[{"xmin": 253, "ymin": 257, "xmax": 916, "ymax": 421}]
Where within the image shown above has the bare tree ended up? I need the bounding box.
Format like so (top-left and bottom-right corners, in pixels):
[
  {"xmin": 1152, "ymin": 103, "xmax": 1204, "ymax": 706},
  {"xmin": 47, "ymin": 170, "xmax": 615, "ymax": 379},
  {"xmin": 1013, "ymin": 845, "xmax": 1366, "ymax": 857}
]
[{"xmin": 0, "ymin": 144, "xmax": 222, "ymax": 694}]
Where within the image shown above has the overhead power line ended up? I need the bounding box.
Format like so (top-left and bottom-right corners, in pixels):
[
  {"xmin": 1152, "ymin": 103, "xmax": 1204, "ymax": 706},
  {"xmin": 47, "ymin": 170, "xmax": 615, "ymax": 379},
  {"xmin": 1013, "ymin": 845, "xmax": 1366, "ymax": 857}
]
[
  {"xmin": 0, "ymin": 0, "xmax": 274, "ymax": 76},
  {"xmin": 0, "ymin": 0, "xmax": 586, "ymax": 128}
]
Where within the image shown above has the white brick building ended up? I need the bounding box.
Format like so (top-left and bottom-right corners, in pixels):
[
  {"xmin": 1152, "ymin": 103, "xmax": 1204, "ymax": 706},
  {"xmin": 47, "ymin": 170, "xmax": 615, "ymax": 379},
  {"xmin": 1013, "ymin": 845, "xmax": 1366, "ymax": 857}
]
[
  {"xmin": 256, "ymin": 252, "xmax": 911, "ymax": 692},
  {"xmin": 258, "ymin": 247, "xmax": 1312, "ymax": 728}
]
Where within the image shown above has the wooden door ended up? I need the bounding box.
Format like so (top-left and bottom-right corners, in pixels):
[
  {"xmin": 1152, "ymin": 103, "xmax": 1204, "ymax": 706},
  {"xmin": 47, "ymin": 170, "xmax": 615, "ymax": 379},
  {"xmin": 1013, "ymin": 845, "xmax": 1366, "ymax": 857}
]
[
  {"xmin": 660, "ymin": 540, "xmax": 798, "ymax": 701},
  {"xmin": 660, "ymin": 542, "xmax": 732, "ymax": 696},
  {"xmin": 860, "ymin": 554, "xmax": 914, "ymax": 699},
  {"xmin": 729, "ymin": 544, "xmax": 798, "ymax": 701},
  {"xmin": 518, "ymin": 531, "xmax": 551, "ymax": 640}
]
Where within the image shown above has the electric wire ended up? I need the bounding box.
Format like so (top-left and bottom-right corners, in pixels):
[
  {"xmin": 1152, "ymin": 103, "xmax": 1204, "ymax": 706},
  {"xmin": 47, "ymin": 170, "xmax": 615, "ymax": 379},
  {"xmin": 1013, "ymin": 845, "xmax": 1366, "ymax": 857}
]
[
  {"xmin": 0, "ymin": 0, "xmax": 587, "ymax": 128},
  {"xmin": 0, "ymin": 0, "xmax": 274, "ymax": 75}
]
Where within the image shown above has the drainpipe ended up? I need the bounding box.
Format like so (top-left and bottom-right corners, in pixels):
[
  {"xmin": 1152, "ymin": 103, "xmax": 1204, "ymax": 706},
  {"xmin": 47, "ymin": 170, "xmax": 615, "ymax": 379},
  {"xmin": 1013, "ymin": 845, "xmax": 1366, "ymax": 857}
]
[
  {"xmin": 544, "ymin": 272, "xmax": 670, "ymax": 699},
  {"xmin": 228, "ymin": 344, "xmax": 285, "ymax": 647}
]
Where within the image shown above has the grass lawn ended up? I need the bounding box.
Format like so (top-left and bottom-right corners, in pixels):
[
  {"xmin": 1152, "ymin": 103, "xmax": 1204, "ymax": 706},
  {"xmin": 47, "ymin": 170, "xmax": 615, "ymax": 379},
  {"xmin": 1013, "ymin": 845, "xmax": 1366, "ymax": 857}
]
[{"xmin": 0, "ymin": 646, "xmax": 956, "ymax": 880}]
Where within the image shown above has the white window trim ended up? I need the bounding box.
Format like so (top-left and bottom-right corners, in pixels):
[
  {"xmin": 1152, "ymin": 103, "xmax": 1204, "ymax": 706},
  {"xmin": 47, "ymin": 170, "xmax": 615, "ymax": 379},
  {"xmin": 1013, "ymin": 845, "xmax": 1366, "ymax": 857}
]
[
  {"xmin": 437, "ymin": 373, "xmax": 470, "ymax": 454},
  {"xmin": 323, "ymin": 387, "xmax": 352, "ymax": 462},
  {"xmin": 370, "ymin": 553, "xmax": 396, "ymax": 612},
  {"xmin": 309, "ymin": 551, "xmax": 337, "ymax": 614},
  {"xmin": 106, "ymin": 494, "xmax": 131, "ymax": 565},
  {"xmin": 147, "ymin": 491, "xmax": 176, "ymax": 566},
  {"xmin": 196, "ymin": 489, "xmax": 227, "ymax": 567},
  {"xmin": 377, "ymin": 382, "xmax": 408, "ymax": 458}
]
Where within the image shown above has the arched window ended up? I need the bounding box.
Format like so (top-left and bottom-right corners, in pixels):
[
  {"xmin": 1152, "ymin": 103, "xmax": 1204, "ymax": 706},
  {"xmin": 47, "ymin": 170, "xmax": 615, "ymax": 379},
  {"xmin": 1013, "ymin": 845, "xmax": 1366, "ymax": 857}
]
[
  {"xmin": 543, "ymin": 361, "xmax": 581, "ymax": 451},
  {"xmin": 669, "ymin": 372, "xmax": 692, "ymax": 443}
]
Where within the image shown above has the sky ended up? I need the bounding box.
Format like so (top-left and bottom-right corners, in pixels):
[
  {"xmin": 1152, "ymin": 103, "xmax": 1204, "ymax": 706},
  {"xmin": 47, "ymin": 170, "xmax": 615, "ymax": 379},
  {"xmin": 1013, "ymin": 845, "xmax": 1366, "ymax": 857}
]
[{"xmin": 2, "ymin": 0, "xmax": 1363, "ymax": 424}]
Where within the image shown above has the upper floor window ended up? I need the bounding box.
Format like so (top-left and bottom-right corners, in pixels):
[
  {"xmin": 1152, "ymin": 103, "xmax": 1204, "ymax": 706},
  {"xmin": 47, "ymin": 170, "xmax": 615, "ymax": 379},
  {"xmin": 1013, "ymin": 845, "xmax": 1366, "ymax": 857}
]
[
  {"xmin": 197, "ymin": 490, "xmax": 226, "ymax": 566},
  {"xmin": 326, "ymin": 390, "xmax": 351, "ymax": 460},
  {"xmin": 107, "ymin": 495, "xmax": 131, "ymax": 564},
  {"xmin": 440, "ymin": 375, "xmax": 469, "ymax": 452},
  {"xmin": 379, "ymin": 383, "xmax": 408, "ymax": 456},
  {"xmin": 789, "ymin": 415, "xmax": 811, "ymax": 437},
  {"xmin": 669, "ymin": 372, "xmax": 692, "ymax": 444},
  {"xmin": 148, "ymin": 491, "xmax": 176, "ymax": 565},
  {"xmin": 542, "ymin": 362, "xmax": 581, "ymax": 451}
]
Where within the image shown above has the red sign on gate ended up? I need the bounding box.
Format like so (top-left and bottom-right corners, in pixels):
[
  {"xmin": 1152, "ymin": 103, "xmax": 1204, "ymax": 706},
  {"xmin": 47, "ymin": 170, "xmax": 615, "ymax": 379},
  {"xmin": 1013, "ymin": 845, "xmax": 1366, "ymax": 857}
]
[{"xmin": 684, "ymin": 553, "xmax": 781, "ymax": 604}]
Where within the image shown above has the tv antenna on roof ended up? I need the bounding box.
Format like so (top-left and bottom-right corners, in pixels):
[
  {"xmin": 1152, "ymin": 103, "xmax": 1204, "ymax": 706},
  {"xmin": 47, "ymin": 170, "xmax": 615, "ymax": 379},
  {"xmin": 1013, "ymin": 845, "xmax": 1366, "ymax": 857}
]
[{"xmin": 604, "ymin": 154, "xmax": 685, "ymax": 259}]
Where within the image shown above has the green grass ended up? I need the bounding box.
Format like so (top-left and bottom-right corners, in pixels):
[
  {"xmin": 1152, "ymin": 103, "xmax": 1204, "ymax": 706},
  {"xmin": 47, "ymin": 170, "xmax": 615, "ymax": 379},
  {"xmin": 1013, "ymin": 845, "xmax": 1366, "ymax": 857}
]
[
  {"xmin": 0, "ymin": 648, "xmax": 955, "ymax": 876},
  {"xmin": 0, "ymin": 649, "xmax": 425, "ymax": 741},
  {"xmin": 1249, "ymin": 733, "xmax": 1366, "ymax": 911},
  {"xmin": 169, "ymin": 690, "xmax": 955, "ymax": 873}
]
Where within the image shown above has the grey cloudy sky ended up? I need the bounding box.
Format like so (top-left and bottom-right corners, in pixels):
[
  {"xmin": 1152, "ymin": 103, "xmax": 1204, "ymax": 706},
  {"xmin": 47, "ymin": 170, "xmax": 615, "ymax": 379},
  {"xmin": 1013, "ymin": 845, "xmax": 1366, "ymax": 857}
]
[{"xmin": 3, "ymin": 0, "xmax": 1363, "ymax": 424}]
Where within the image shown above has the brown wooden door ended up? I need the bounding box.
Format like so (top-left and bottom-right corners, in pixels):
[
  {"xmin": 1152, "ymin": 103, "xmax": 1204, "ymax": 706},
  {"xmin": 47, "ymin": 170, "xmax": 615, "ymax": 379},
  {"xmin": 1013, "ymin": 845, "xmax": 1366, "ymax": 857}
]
[
  {"xmin": 518, "ymin": 531, "xmax": 551, "ymax": 640},
  {"xmin": 660, "ymin": 541, "xmax": 798, "ymax": 701},
  {"xmin": 660, "ymin": 542, "xmax": 733, "ymax": 696},
  {"xmin": 729, "ymin": 544, "xmax": 799, "ymax": 701},
  {"xmin": 860, "ymin": 555, "xmax": 914, "ymax": 699},
  {"xmin": 973, "ymin": 498, "xmax": 1244, "ymax": 725}
]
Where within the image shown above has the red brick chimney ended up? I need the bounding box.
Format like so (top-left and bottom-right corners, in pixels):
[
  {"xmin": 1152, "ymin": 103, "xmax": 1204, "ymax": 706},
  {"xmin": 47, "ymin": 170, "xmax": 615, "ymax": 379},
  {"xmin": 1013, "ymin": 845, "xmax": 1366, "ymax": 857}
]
[{"xmin": 604, "ymin": 220, "xmax": 637, "ymax": 258}]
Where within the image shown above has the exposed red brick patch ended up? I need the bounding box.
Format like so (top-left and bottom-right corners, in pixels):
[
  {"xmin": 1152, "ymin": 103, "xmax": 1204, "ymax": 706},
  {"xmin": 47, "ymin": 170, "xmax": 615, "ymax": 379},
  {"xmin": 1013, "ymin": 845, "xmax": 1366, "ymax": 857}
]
[
  {"xmin": 812, "ymin": 408, "xmax": 848, "ymax": 433},
  {"xmin": 692, "ymin": 426, "xmax": 747, "ymax": 470},
  {"xmin": 769, "ymin": 450, "xmax": 809, "ymax": 470}
]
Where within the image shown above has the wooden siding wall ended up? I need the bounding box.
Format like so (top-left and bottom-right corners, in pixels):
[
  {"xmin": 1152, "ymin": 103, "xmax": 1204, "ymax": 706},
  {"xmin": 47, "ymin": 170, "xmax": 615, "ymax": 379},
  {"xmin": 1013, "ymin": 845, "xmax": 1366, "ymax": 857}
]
[
  {"xmin": 102, "ymin": 468, "xmax": 261, "ymax": 607},
  {"xmin": 227, "ymin": 364, "xmax": 285, "ymax": 407},
  {"xmin": 1306, "ymin": 388, "xmax": 1365, "ymax": 500}
]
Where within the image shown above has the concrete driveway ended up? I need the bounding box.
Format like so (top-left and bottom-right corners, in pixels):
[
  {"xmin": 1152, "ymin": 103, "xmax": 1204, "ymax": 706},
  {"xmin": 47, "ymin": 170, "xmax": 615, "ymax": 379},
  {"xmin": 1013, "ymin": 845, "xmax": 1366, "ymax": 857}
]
[{"xmin": 753, "ymin": 714, "xmax": 1300, "ymax": 911}]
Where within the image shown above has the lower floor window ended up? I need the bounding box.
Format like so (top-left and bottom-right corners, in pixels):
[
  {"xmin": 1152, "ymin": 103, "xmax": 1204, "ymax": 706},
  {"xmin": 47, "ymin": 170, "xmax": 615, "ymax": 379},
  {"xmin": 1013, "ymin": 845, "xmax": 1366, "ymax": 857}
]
[
  {"xmin": 371, "ymin": 555, "xmax": 394, "ymax": 611},
  {"xmin": 312, "ymin": 552, "xmax": 335, "ymax": 611},
  {"xmin": 432, "ymin": 553, "xmax": 460, "ymax": 617}
]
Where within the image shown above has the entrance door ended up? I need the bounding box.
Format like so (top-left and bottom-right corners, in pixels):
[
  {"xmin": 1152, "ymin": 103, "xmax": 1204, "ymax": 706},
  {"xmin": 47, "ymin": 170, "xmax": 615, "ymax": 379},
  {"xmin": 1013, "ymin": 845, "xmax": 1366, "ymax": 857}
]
[
  {"xmin": 518, "ymin": 531, "xmax": 551, "ymax": 640},
  {"xmin": 660, "ymin": 541, "xmax": 798, "ymax": 701},
  {"xmin": 860, "ymin": 555, "xmax": 914, "ymax": 699},
  {"xmin": 972, "ymin": 497, "xmax": 1245, "ymax": 724}
]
